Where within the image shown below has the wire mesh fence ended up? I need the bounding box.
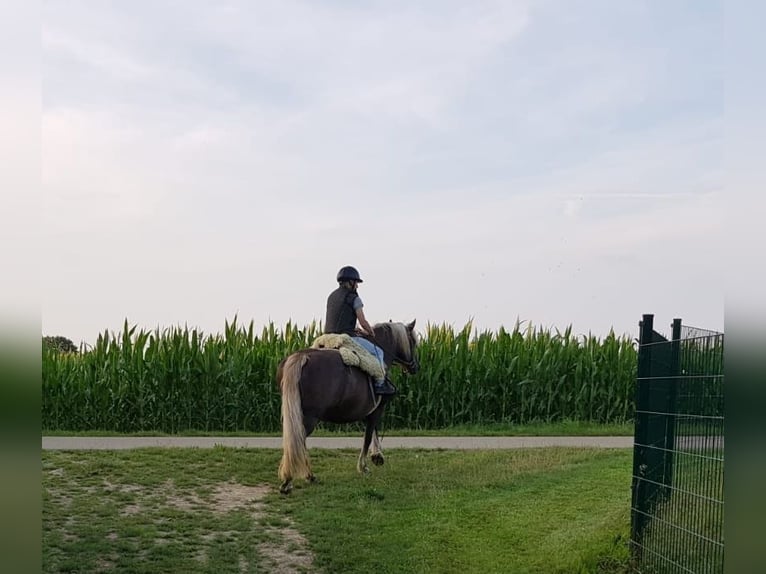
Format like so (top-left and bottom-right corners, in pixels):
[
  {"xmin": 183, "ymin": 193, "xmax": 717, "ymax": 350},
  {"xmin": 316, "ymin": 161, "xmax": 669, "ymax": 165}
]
[{"xmin": 631, "ymin": 315, "xmax": 724, "ymax": 573}]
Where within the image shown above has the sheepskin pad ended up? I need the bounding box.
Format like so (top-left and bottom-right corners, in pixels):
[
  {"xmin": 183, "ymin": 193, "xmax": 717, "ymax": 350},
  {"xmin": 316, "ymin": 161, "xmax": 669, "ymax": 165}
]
[{"xmin": 311, "ymin": 334, "xmax": 385, "ymax": 380}]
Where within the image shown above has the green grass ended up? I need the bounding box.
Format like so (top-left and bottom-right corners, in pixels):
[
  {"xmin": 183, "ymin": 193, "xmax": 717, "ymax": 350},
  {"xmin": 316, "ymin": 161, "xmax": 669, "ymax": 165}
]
[
  {"xmin": 43, "ymin": 447, "xmax": 633, "ymax": 573},
  {"xmin": 41, "ymin": 420, "xmax": 634, "ymax": 437}
]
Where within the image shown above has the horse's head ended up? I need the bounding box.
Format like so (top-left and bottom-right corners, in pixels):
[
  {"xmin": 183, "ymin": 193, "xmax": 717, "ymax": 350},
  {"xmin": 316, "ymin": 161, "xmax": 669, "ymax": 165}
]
[{"xmin": 374, "ymin": 319, "xmax": 419, "ymax": 375}]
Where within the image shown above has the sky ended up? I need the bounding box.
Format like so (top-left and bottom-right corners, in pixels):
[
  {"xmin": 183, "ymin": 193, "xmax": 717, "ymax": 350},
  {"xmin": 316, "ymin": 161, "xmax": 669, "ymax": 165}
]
[{"xmin": 40, "ymin": 0, "xmax": 727, "ymax": 346}]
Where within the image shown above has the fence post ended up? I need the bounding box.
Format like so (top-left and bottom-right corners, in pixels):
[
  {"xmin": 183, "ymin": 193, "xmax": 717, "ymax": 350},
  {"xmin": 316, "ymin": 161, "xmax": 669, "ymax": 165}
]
[
  {"xmin": 663, "ymin": 318, "xmax": 682, "ymax": 501},
  {"xmin": 631, "ymin": 313, "xmax": 654, "ymax": 553}
]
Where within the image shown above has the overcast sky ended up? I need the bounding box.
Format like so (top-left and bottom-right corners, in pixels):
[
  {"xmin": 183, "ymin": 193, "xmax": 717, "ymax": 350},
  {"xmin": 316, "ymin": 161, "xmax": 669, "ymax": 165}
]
[{"xmin": 41, "ymin": 0, "xmax": 725, "ymax": 345}]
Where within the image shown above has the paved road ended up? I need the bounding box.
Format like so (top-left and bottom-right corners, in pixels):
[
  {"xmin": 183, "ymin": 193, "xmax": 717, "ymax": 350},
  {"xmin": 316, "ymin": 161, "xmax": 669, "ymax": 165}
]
[{"xmin": 42, "ymin": 436, "xmax": 633, "ymax": 450}]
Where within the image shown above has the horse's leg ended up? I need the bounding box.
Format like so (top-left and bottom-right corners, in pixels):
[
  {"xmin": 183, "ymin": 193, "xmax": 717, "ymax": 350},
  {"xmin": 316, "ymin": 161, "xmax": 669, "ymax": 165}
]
[
  {"xmin": 370, "ymin": 429, "xmax": 385, "ymax": 466},
  {"xmin": 357, "ymin": 418, "xmax": 375, "ymax": 475},
  {"xmin": 369, "ymin": 396, "xmax": 391, "ymax": 466},
  {"xmin": 303, "ymin": 415, "xmax": 319, "ymax": 483}
]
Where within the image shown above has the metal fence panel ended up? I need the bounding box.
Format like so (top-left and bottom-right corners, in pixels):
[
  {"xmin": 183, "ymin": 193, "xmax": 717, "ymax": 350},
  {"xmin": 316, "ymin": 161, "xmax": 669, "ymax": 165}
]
[{"xmin": 631, "ymin": 315, "xmax": 724, "ymax": 573}]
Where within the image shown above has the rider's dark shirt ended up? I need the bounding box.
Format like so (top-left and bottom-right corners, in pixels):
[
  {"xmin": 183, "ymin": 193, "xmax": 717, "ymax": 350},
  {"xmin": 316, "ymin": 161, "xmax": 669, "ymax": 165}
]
[{"xmin": 324, "ymin": 287, "xmax": 360, "ymax": 335}]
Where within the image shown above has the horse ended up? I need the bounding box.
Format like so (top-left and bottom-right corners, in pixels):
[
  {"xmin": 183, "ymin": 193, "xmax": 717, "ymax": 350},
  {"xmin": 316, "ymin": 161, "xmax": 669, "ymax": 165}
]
[{"xmin": 276, "ymin": 320, "xmax": 419, "ymax": 494}]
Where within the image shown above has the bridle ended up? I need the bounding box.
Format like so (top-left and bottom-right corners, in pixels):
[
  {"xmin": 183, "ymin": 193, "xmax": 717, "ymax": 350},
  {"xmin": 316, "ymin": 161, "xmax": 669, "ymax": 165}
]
[
  {"xmin": 392, "ymin": 348, "xmax": 419, "ymax": 374},
  {"xmin": 363, "ymin": 329, "xmax": 419, "ymax": 374}
]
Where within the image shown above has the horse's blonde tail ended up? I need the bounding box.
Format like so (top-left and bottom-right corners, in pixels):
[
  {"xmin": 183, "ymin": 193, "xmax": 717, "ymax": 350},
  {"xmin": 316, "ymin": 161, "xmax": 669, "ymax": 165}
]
[{"xmin": 278, "ymin": 353, "xmax": 311, "ymax": 484}]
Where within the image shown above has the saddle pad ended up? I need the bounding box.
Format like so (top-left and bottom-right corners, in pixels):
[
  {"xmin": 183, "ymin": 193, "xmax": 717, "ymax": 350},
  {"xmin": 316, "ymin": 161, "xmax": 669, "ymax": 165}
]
[{"xmin": 311, "ymin": 334, "xmax": 385, "ymax": 380}]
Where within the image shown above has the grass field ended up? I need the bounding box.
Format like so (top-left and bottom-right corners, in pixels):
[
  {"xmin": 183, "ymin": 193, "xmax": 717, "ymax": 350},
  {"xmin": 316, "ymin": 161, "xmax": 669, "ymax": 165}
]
[{"xmin": 43, "ymin": 447, "xmax": 633, "ymax": 573}]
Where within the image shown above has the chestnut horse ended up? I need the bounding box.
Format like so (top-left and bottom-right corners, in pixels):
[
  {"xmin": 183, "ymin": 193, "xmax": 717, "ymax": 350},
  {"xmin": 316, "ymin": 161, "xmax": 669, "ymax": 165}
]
[{"xmin": 276, "ymin": 320, "xmax": 419, "ymax": 494}]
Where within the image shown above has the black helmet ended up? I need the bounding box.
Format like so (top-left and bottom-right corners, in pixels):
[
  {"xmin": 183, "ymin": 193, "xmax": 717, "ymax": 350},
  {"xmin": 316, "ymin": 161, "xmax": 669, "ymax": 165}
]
[{"xmin": 336, "ymin": 265, "xmax": 363, "ymax": 283}]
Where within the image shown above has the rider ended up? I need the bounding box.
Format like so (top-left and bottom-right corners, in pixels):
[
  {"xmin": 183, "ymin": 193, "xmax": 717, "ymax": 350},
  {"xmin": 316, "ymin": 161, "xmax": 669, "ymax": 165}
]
[{"xmin": 324, "ymin": 266, "xmax": 396, "ymax": 395}]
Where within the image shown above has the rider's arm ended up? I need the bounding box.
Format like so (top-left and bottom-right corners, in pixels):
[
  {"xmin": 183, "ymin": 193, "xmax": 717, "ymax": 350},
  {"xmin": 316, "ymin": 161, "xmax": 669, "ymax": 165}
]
[{"xmin": 355, "ymin": 307, "xmax": 375, "ymax": 337}]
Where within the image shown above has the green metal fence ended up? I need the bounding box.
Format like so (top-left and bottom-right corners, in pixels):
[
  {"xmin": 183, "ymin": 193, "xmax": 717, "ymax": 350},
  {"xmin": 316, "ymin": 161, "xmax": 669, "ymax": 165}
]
[{"xmin": 630, "ymin": 315, "xmax": 724, "ymax": 573}]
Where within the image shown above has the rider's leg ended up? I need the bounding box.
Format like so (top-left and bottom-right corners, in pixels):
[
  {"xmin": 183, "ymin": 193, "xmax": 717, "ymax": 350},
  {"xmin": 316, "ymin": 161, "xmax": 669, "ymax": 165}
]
[
  {"xmin": 352, "ymin": 337, "xmax": 396, "ymax": 395},
  {"xmin": 368, "ymin": 342, "xmax": 396, "ymax": 394}
]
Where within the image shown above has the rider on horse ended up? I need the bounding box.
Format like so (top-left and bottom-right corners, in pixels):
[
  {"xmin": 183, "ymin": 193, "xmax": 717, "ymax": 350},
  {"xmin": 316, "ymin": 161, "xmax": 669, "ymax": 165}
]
[{"xmin": 324, "ymin": 266, "xmax": 397, "ymax": 395}]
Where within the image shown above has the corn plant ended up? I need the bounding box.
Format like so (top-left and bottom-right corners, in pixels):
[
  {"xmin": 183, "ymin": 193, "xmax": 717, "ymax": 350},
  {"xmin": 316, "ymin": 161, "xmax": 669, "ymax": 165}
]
[{"xmin": 42, "ymin": 318, "xmax": 637, "ymax": 432}]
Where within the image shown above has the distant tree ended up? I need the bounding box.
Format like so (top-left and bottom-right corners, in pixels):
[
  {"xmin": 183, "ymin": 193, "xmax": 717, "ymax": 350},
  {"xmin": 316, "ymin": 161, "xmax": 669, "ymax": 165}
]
[{"xmin": 43, "ymin": 336, "xmax": 78, "ymax": 353}]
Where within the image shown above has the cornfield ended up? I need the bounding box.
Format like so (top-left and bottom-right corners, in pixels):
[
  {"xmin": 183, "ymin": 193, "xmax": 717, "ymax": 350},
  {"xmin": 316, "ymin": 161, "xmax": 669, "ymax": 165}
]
[{"xmin": 42, "ymin": 318, "xmax": 637, "ymax": 432}]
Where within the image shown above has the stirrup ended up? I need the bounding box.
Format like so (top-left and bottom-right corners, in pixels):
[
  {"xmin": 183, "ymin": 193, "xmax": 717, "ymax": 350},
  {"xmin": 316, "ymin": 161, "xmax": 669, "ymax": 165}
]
[{"xmin": 373, "ymin": 378, "xmax": 397, "ymax": 395}]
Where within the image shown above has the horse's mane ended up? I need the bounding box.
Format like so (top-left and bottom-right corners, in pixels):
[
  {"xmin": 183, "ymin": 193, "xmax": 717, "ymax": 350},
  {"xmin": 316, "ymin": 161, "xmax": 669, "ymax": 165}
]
[{"xmin": 373, "ymin": 322, "xmax": 417, "ymax": 354}]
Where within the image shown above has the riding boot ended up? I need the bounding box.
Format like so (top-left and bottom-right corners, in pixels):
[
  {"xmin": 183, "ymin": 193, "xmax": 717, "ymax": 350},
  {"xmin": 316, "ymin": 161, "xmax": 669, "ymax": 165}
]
[{"xmin": 373, "ymin": 377, "xmax": 397, "ymax": 395}]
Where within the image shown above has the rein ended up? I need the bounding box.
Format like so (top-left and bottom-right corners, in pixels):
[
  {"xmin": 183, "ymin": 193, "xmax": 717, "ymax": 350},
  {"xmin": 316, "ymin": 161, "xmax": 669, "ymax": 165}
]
[{"xmin": 361, "ymin": 329, "xmax": 418, "ymax": 373}]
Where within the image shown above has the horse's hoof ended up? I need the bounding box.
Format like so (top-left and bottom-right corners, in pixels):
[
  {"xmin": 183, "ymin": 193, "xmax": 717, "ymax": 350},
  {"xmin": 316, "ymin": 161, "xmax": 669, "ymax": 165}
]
[
  {"xmin": 371, "ymin": 454, "xmax": 385, "ymax": 466},
  {"xmin": 279, "ymin": 482, "xmax": 293, "ymax": 495}
]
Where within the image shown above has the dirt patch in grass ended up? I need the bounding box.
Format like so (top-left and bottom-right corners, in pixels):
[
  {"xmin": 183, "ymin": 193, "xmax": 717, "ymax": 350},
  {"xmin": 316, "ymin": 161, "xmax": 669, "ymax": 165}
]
[
  {"xmin": 103, "ymin": 478, "xmax": 316, "ymax": 573},
  {"xmin": 45, "ymin": 460, "xmax": 316, "ymax": 574},
  {"xmin": 160, "ymin": 479, "xmax": 206, "ymax": 511},
  {"xmin": 211, "ymin": 481, "xmax": 270, "ymax": 513},
  {"xmin": 210, "ymin": 480, "xmax": 315, "ymax": 573},
  {"xmin": 119, "ymin": 503, "xmax": 142, "ymax": 517},
  {"xmin": 258, "ymin": 527, "xmax": 314, "ymax": 574}
]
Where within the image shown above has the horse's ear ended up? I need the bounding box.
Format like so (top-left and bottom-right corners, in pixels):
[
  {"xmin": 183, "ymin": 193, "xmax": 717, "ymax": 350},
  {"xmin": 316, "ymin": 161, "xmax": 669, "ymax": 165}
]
[{"xmin": 407, "ymin": 319, "xmax": 416, "ymax": 330}]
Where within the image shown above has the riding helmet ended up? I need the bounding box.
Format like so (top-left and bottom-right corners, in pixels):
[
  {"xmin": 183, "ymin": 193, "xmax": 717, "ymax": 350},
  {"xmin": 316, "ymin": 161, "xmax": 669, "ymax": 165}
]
[{"xmin": 336, "ymin": 266, "xmax": 363, "ymax": 283}]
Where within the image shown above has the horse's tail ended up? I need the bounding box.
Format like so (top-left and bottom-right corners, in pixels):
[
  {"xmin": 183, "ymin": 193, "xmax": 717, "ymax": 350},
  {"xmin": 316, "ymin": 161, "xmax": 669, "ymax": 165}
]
[{"xmin": 278, "ymin": 353, "xmax": 311, "ymax": 483}]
